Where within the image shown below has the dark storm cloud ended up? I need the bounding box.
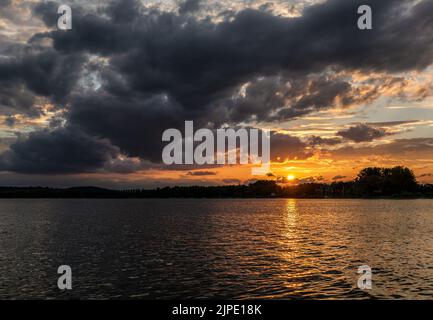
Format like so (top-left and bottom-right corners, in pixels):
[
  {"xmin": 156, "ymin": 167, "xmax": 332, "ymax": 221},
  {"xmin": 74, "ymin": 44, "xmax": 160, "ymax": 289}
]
[
  {"xmin": 0, "ymin": 127, "xmax": 118, "ymax": 174},
  {"xmin": 270, "ymin": 133, "xmax": 313, "ymax": 161},
  {"xmin": 0, "ymin": 84, "xmax": 36, "ymax": 116},
  {"xmin": 31, "ymin": 0, "xmax": 433, "ymax": 111},
  {"xmin": 2, "ymin": 0, "xmax": 433, "ymax": 174},
  {"xmin": 105, "ymin": 0, "xmax": 143, "ymax": 23},
  {"xmin": 212, "ymin": 74, "xmax": 364, "ymax": 124},
  {"xmin": 43, "ymin": 0, "xmax": 433, "ymax": 71},
  {"xmin": 179, "ymin": 0, "xmax": 202, "ymax": 14},
  {"xmin": 337, "ymin": 123, "xmax": 390, "ymax": 142},
  {"xmin": 15, "ymin": 50, "xmax": 84, "ymax": 103},
  {"xmin": 68, "ymin": 92, "xmax": 185, "ymax": 162},
  {"xmin": 365, "ymin": 120, "xmax": 420, "ymax": 127},
  {"xmin": 331, "ymin": 138, "xmax": 433, "ymax": 158},
  {"xmin": 308, "ymin": 135, "xmax": 342, "ymax": 146},
  {"xmin": 32, "ymin": 1, "xmax": 61, "ymax": 27},
  {"xmin": 0, "ymin": 45, "xmax": 85, "ymax": 114},
  {"xmin": 34, "ymin": 0, "xmax": 433, "ymax": 117}
]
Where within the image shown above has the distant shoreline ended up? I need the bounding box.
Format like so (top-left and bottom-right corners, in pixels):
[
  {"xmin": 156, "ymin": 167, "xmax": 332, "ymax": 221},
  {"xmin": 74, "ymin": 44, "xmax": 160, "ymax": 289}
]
[
  {"xmin": 0, "ymin": 185, "xmax": 431, "ymax": 200},
  {"xmin": 1, "ymin": 167, "xmax": 432, "ymax": 199}
]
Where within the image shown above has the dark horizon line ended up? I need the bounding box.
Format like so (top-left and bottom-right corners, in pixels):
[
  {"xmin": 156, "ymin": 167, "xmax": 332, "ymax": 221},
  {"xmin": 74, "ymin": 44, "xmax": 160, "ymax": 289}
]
[
  {"xmin": 0, "ymin": 165, "xmax": 431, "ymax": 198},
  {"xmin": 0, "ymin": 182, "xmax": 431, "ymax": 199}
]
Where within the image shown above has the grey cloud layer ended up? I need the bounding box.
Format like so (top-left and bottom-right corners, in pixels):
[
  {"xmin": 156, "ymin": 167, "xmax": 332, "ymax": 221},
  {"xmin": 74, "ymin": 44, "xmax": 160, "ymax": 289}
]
[
  {"xmin": 1, "ymin": 0, "xmax": 433, "ymax": 173},
  {"xmin": 0, "ymin": 127, "xmax": 118, "ymax": 174},
  {"xmin": 337, "ymin": 123, "xmax": 390, "ymax": 142}
]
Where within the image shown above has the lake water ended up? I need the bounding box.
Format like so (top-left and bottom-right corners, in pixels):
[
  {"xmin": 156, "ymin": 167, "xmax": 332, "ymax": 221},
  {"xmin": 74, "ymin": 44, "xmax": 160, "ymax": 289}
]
[{"xmin": 0, "ymin": 198, "xmax": 432, "ymax": 299}]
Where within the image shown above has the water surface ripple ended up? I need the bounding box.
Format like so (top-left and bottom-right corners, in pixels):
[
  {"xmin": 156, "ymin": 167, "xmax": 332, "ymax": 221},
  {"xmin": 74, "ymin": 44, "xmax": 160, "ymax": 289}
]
[{"xmin": 0, "ymin": 199, "xmax": 432, "ymax": 299}]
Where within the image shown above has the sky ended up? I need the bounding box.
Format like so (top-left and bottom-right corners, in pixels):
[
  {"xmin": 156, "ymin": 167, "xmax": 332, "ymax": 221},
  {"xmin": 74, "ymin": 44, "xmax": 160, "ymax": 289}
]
[{"xmin": 0, "ymin": 0, "xmax": 432, "ymax": 188}]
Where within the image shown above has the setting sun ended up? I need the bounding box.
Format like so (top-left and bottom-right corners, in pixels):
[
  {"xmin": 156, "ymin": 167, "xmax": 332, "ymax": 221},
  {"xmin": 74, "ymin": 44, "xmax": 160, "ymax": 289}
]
[{"xmin": 287, "ymin": 174, "xmax": 296, "ymax": 181}]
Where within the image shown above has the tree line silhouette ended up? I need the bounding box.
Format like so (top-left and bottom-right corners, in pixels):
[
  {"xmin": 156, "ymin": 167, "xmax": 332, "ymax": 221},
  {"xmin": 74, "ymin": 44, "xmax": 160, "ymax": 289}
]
[{"xmin": 0, "ymin": 166, "xmax": 431, "ymax": 198}]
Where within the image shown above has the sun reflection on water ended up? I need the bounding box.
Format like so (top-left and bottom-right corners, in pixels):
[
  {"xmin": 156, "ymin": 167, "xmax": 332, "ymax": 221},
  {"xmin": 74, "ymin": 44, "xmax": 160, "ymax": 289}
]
[{"xmin": 284, "ymin": 199, "xmax": 299, "ymax": 236}]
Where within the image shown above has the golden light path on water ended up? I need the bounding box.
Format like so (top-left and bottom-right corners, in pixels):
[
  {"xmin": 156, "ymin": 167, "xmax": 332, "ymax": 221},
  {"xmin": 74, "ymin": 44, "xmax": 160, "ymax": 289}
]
[{"xmin": 1, "ymin": 199, "xmax": 433, "ymax": 299}]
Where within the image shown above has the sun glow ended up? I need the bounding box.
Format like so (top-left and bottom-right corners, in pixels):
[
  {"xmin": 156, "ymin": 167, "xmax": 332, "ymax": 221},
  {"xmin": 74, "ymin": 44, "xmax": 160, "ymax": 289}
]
[{"xmin": 287, "ymin": 174, "xmax": 296, "ymax": 181}]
